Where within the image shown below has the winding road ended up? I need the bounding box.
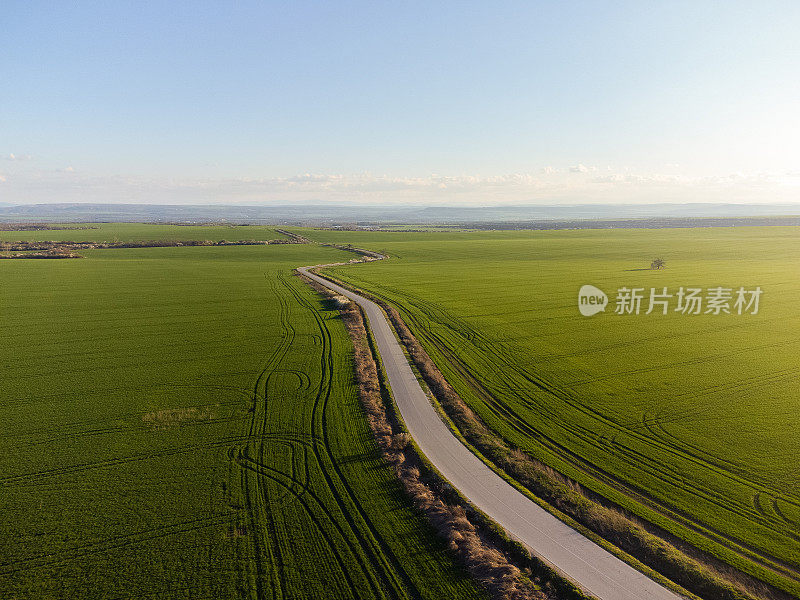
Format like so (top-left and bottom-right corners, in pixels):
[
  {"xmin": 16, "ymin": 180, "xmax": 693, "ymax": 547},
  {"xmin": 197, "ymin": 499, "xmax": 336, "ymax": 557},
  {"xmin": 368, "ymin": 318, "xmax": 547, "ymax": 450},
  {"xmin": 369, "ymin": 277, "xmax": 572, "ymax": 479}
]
[{"xmin": 298, "ymin": 264, "xmax": 685, "ymax": 600}]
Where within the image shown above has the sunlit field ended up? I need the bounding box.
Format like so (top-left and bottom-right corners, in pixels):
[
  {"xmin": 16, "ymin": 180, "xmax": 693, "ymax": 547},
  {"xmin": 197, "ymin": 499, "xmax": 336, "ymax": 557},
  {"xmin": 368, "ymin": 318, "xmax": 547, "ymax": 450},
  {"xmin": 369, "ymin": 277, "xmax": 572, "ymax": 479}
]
[
  {"xmin": 0, "ymin": 225, "xmax": 482, "ymax": 600},
  {"xmin": 313, "ymin": 226, "xmax": 800, "ymax": 596}
]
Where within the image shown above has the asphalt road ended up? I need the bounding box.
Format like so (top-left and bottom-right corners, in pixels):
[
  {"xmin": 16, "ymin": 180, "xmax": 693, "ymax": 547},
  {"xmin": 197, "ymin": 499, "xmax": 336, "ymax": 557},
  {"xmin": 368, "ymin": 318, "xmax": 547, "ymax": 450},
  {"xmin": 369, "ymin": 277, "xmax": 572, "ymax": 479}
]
[{"xmin": 299, "ymin": 266, "xmax": 685, "ymax": 600}]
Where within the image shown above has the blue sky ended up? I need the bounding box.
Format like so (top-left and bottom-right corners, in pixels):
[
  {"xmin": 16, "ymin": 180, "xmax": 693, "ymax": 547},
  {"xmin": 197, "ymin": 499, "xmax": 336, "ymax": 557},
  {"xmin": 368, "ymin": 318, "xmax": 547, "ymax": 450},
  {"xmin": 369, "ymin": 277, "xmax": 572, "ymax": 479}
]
[{"xmin": 3, "ymin": 1, "xmax": 800, "ymax": 204}]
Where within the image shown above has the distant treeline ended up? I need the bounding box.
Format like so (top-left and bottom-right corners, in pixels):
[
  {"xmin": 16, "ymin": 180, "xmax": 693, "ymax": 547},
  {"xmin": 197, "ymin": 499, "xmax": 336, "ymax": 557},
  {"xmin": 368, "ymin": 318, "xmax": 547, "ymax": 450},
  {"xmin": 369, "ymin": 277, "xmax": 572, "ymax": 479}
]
[
  {"xmin": 0, "ymin": 238, "xmax": 299, "ymax": 251},
  {"xmin": 434, "ymin": 216, "xmax": 800, "ymax": 230},
  {"xmin": 0, "ymin": 223, "xmax": 98, "ymax": 231},
  {"xmin": 0, "ymin": 250, "xmax": 83, "ymax": 259},
  {"xmin": 0, "ymin": 237, "xmax": 302, "ymax": 259}
]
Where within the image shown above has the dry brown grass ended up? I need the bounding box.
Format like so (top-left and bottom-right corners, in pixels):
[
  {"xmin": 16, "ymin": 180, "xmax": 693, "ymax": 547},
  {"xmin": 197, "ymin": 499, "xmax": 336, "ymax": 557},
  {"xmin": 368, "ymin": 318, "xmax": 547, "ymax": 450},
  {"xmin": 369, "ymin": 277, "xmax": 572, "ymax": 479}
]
[
  {"xmin": 225, "ymin": 525, "xmax": 249, "ymax": 539},
  {"xmin": 142, "ymin": 405, "xmax": 218, "ymax": 430},
  {"xmin": 331, "ymin": 295, "xmax": 351, "ymax": 308}
]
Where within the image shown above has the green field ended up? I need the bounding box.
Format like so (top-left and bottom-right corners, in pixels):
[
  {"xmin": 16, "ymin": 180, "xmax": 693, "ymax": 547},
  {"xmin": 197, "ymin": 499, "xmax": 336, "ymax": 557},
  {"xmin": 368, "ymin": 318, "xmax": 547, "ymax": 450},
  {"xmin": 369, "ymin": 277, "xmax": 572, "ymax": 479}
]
[
  {"xmin": 309, "ymin": 226, "xmax": 800, "ymax": 596},
  {"xmin": 0, "ymin": 226, "xmax": 483, "ymax": 599},
  {"xmin": 0, "ymin": 223, "xmax": 290, "ymax": 243}
]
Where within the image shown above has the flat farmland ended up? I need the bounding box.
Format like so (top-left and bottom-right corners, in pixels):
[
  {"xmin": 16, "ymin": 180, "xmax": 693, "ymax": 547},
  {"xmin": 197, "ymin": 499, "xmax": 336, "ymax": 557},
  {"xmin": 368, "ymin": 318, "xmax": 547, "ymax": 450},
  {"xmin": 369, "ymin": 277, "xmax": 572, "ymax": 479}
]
[
  {"xmin": 311, "ymin": 226, "xmax": 800, "ymax": 596},
  {"xmin": 0, "ymin": 229, "xmax": 482, "ymax": 599},
  {"xmin": 0, "ymin": 223, "xmax": 290, "ymax": 243}
]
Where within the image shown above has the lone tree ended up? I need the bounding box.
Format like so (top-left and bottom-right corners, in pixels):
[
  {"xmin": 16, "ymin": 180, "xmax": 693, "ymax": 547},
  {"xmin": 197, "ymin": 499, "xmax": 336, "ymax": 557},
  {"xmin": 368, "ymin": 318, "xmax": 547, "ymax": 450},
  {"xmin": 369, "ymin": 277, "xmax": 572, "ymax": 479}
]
[{"xmin": 650, "ymin": 257, "xmax": 665, "ymax": 270}]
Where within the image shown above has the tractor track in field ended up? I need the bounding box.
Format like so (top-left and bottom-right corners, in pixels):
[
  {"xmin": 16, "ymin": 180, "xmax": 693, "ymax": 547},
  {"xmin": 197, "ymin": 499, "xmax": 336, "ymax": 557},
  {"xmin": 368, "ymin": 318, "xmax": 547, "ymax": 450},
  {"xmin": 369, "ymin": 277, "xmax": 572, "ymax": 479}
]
[
  {"xmin": 237, "ymin": 274, "xmax": 295, "ymax": 600},
  {"xmin": 378, "ymin": 287, "xmax": 800, "ymax": 580},
  {"xmin": 236, "ymin": 449, "xmax": 370, "ymax": 597},
  {"xmin": 229, "ymin": 271, "xmax": 424, "ymax": 600},
  {"xmin": 465, "ymin": 336, "xmax": 800, "ymax": 580},
  {"xmin": 773, "ymin": 498, "xmax": 800, "ymax": 531},
  {"xmin": 753, "ymin": 493, "xmax": 800, "ymax": 539},
  {"xmin": 379, "ymin": 288, "xmax": 797, "ymax": 514},
  {"xmin": 0, "ymin": 514, "xmax": 235, "ymax": 576},
  {"xmin": 282, "ymin": 272, "xmax": 423, "ymax": 600},
  {"xmin": 0, "ymin": 436, "xmax": 253, "ymax": 487}
]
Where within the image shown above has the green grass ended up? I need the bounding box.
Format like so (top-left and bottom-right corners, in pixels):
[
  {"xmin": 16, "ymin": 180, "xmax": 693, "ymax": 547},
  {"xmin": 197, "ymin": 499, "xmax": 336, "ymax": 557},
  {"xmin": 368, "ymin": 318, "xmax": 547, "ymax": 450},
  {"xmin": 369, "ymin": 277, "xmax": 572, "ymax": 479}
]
[
  {"xmin": 306, "ymin": 226, "xmax": 800, "ymax": 597},
  {"xmin": 0, "ymin": 222, "xmax": 289, "ymax": 243},
  {"xmin": 0, "ymin": 234, "xmax": 484, "ymax": 599}
]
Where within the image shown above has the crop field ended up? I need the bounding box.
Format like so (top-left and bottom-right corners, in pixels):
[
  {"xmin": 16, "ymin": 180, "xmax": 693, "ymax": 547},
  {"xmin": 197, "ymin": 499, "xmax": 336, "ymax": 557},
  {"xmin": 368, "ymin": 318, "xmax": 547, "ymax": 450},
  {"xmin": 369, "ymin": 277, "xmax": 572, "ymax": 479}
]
[
  {"xmin": 0, "ymin": 223, "xmax": 290, "ymax": 243},
  {"xmin": 0, "ymin": 227, "xmax": 483, "ymax": 599},
  {"xmin": 310, "ymin": 226, "xmax": 800, "ymax": 596}
]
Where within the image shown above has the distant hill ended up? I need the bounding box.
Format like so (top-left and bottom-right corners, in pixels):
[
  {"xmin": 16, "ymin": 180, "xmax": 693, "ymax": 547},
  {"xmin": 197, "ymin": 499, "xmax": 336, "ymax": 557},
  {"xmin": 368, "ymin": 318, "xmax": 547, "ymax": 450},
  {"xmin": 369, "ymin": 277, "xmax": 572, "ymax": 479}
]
[{"xmin": 2, "ymin": 202, "xmax": 800, "ymax": 226}]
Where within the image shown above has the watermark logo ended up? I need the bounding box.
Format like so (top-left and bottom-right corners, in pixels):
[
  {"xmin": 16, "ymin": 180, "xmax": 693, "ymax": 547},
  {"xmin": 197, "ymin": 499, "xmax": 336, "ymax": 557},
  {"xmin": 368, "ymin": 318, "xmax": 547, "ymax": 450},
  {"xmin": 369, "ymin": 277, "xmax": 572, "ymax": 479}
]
[
  {"xmin": 578, "ymin": 285, "xmax": 762, "ymax": 316},
  {"xmin": 578, "ymin": 285, "xmax": 609, "ymax": 316}
]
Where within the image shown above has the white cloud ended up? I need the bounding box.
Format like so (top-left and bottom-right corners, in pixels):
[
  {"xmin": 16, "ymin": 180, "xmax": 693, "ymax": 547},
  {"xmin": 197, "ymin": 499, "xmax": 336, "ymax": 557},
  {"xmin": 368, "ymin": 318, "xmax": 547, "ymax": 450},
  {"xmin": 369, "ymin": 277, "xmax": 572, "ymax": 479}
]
[
  {"xmin": 592, "ymin": 173, "xmax": 626, "ymax": 183},
  {"xmin": 4, "ymin": 153, "xmax": 32, "ymax": 161},
  {"xmin": 2, "ymin": 167, "xmax": 799, "ymax": 205},
  {"xmin": 0, "ymin": 175, "xmax": 6, "ymax": 182}
]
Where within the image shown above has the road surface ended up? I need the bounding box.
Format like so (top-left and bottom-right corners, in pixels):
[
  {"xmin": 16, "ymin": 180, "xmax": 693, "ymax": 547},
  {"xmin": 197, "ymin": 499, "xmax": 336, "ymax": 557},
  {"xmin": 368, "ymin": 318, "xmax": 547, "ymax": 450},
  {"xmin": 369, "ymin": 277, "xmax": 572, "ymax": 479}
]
[{"xmin": 298, "ymin": 265, "xmax": 684, "ymax": 600}]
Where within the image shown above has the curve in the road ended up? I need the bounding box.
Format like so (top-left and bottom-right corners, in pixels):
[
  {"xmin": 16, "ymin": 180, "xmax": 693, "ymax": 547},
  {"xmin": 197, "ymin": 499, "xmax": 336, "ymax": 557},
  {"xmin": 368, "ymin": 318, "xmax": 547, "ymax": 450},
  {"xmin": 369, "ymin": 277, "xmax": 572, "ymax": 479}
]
[{"xmin": 298, "ymin": 265, "xmax": 685, "ymax": 600}]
